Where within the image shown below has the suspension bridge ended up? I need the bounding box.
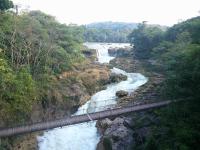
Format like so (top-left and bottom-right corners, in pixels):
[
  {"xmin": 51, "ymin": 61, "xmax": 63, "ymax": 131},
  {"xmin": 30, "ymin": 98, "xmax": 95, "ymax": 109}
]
[{"xmin": 0, "ymin": 100, "xmax": 174, "ymax": 138}]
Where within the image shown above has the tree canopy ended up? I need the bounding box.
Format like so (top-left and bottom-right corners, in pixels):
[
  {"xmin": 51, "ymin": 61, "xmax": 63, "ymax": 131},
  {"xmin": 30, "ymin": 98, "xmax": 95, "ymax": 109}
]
[
  {"xmin": 128, "ymin": 16, "xmax": 200, "ymax": 149},
  {"xmin": 84, "ymin": 22, "xmax": 138, "ymax": 43},
  {"xmin": 128, "ymin": 23, "xmax": 165, "ymax": 59},
  {"xmin": 0, "ymin": 10, "xmax": 84, "ymax": 125},
  {"xmin": 0, "ymin": 0, "xmax": 13, "ymax": 11}
]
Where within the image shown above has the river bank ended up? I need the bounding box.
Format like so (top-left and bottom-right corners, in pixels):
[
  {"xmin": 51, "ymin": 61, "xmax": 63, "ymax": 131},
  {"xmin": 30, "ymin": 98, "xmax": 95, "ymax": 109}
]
[
  {"xmin": 96, "ymin": 46, "xmax": 165, "ymax": 150},
  {"xmin": 8, "ymin": 46, "xmax": 128, "ymax": 150},
  {"xmin": 8, "ymin": 43, "xmax": 147, "ymax": 150},
  {"xmin": 36, "ymin": 43, "xmax": 147, "ymax": 150}
]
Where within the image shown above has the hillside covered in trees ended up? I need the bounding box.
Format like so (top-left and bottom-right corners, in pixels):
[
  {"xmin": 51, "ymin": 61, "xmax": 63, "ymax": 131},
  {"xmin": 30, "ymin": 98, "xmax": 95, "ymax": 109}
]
[
  {"xmin": 83, "ymin": 22, "xmax": 138, "ymax": 43},
  {"xmin": 128, "ymin": 16, "xmax": 200, "ymax": 149},
  {"xmin": 0, "ymin": 5, "xmax": 85, "ymax": 126}
]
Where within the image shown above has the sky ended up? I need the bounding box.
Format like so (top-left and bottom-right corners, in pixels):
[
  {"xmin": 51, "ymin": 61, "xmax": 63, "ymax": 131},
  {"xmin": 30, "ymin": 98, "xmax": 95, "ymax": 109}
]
[{"xmin": 12, "ymin": 0, "xmax": 200, "ymax": 26}]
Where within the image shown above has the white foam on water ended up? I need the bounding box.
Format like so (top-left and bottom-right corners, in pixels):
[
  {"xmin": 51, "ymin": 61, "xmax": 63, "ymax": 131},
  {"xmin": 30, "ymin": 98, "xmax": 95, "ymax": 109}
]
[{"xmin": 37, "ymin": 43, "xmax": 148, "ymax": 150}]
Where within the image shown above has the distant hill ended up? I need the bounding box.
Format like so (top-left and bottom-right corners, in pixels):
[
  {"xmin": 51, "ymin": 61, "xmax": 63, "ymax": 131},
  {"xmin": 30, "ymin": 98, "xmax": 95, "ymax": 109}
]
[
  {"xmin": 86, "ymin": 21, "xmax": 138, "ymax": 30},
  {"xmin": 146, "ymin": 24, "xmax": 168, "ymax": 31},
  {"xmin": 83, "ymin": 22, "xmax": 138, "ymax": 43}
]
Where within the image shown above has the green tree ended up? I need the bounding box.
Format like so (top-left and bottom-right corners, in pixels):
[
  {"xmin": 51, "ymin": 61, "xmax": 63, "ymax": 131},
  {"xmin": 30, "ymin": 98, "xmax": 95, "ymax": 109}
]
[
  {"xmin": 0, "ymin": 0, "xmax": 13, "ymax": 11},
  {"xmin": 0, "ymin": 58, "xmax": 36, "ymax": 124},
  {"xmin": 83, "ymin": 22, "xmax": 137, "ymax": 43},
  {"xmin": 0, "ymin": 10, "xmax": 85, "ymax": 126},
  {"xmin": 134, "ymin": 16, "xmax": 200, "ymax": 150},
  {"xmin": 128, "ymin": 23, "xmax": 165, "ymax": 59}
]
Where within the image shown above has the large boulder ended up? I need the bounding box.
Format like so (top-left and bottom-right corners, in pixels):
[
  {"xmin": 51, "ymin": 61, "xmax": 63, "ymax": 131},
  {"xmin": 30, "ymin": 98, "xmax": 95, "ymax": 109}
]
[
  {"xmin": 97, "ymin": 117, "xmax": 134, "ymax": 150},
  {"xmin": 116, "ymin": 90, "xmax": 128, "ymax": 98},
  {"xmin": 109, "ymin": 73, "xmax": 127, "ymax": 83},
  {"xmin": 96, "ymin": 118, "xmax": 112, "ymax": 133}
]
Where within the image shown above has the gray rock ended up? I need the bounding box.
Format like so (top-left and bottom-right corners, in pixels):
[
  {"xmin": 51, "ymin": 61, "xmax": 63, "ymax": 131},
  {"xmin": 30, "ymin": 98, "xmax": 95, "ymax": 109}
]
[
  {"xmin": 109, "ymin": 73, "xmax": 127, "ymax": 83},
  {"xmin": 116, "ymin": 90, "xmax": 128, "ymax": 98},
  {"xmin": 123, "ymin": 117, "xmax": 135, "ymax": 129},
  {"xmin": 111, "ymin": 126, "xmax": 133, "ymax": 150},
  {"xmin": 105, "ymin": 117, "xmax": 134, "ymax": 150},
  {"xmin": 96, "ymin": 118, "xmax": 112, "ymax": 133}
]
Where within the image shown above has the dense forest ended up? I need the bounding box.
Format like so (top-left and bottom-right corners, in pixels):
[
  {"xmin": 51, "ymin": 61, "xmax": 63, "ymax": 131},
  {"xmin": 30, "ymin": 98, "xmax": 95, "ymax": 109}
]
[
  {"xmin": 0, "ymin": 2, "xmax": 84, "ymax": 127},
  {"xmin": 83, "ymin": 22, "xmax": 137, "ymax": 43},
  {"xmin": 128, "ymin": 17, "xmax": 200, "ymax": 149}
]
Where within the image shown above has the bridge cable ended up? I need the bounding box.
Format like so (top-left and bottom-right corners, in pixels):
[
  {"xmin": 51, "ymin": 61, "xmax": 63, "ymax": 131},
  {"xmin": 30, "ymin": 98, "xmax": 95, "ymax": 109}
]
[{"xmin": 86, "ymin": 112, "xmax": 93, "ymax": 121}]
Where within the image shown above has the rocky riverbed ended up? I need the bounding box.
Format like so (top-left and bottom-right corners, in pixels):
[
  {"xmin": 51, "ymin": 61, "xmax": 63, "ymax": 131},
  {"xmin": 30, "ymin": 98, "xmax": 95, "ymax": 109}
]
[
  {"xmin": 96, "ymin": 47, "xmax": 165, "ymax": 150},
  {"xmin": 10, "ymin": 45, "xmax": 162, "ymax": 150},
  {"xmin": 37, "ymin": 42, "xmax": 147, "ymax": 150}
]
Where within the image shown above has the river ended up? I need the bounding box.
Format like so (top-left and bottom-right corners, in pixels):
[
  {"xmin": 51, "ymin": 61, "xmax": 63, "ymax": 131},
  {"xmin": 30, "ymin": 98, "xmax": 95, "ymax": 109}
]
[{"xmin": 37, "ymin": 43, "xmax": 148, "ymax": 150}]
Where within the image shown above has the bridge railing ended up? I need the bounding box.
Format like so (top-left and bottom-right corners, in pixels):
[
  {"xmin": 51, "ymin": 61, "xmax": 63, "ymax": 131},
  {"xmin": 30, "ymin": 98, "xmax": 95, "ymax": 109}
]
[
  {"xmin": 0, "ymin": 97, "xmax": 153, "ymax": 129},
  {"xmin": 0, "ymin": 100, "xmax": 174, "ymax": 137},
  {"xmin": 0, "ymin": 97, "xmax": 155, "ymax": 130}
]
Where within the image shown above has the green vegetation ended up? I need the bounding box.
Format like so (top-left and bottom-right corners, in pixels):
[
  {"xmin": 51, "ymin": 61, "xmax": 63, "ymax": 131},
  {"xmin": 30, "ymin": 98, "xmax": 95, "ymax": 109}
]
[
  {"xmin": 0, "ymin": 10, "xmax": 84, "ymax": 126},
  {"xmin": 103, "ymin": 137, "xmax": 112, "ymax": 150},
  {"xmin": 128, "ymin": 22, "xmax": 166, "ymax": 59},
  {"xmin": 128, "ymin": 17, "xmax": 200, "ymax": 149},
  {"xmin": 84, "ymin": 22, "xmax": 137, "ymax": 43},
  {"xmin": 0, "ymin": 59, "xmax": 36, "ymax": 124},
  {"xmin": 0, "ymin": 0, "xmax": 13, "ymax": 11}
]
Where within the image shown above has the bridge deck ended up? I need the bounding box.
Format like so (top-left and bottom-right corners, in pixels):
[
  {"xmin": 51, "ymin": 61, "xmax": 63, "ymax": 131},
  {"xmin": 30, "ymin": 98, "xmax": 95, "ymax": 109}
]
[{"xmin": 0, "ymin": 100, "xmax": 171, "ymax": 137}]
